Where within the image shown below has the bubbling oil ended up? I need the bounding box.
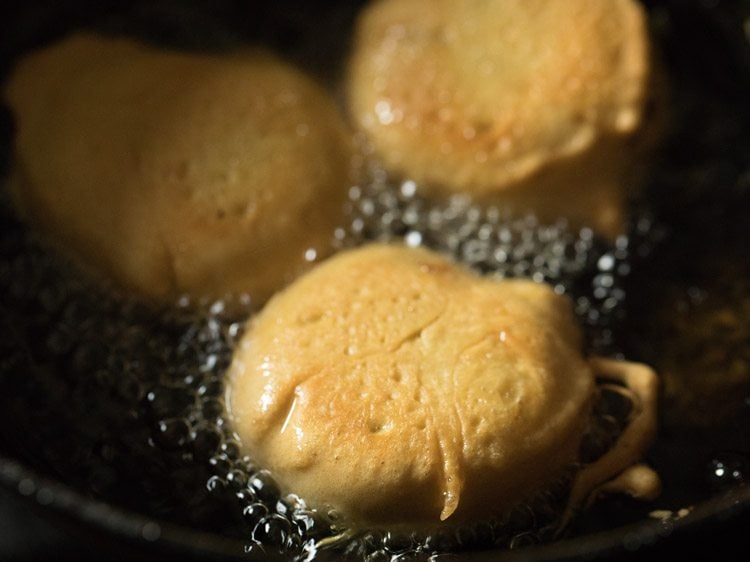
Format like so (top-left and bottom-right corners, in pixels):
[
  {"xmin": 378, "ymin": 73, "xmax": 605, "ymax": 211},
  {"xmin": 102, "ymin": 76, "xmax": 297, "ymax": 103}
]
[
  {"xmin": 338, "ymin": 165, "xmax": 661, "ymax": 356},
  {"xmin": 0, "ymin": 169, "xmax": 652, "ymax": 560},
  {"xmin": 2, "ymin": 1, "xmax": 750, "ymax": 559}
]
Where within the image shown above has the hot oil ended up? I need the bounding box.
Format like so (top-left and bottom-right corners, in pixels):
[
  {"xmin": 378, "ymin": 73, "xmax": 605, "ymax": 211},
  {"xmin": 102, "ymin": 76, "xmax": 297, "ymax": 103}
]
[
  {"xmin": 0, "ymin": 177, "xmax": 654, "ymax": 560},
  {"xmin": 0, "ymin": 1, "xmax": 749, "ymax": 560},
  {"xmin": 339, "ymin": 168, "xmax": 655, "ymax": 357},
  {"xmin": 0, "ymin": 131, "xmax": 747, "ymax": 558}
]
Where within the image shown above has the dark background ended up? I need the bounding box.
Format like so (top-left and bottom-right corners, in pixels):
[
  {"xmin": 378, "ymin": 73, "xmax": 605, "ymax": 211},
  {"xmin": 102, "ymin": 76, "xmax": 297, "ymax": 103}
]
[{"xmin": 1, "ymin": 1, "xmax": 749, "ymax": 561}]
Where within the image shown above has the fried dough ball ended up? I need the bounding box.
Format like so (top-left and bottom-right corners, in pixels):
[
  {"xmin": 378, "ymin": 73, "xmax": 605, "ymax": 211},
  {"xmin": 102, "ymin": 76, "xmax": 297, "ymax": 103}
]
[
  {"xmin": 4, "ymin": 33, "xmax": 354, "ymax": 304},
  {"xmin": 227, "ymin": 244, "xmax": 660, "ymax": 531},
  {"xmin": 348, "ymin": 0, "xmax": 658, "ymax": 238}
]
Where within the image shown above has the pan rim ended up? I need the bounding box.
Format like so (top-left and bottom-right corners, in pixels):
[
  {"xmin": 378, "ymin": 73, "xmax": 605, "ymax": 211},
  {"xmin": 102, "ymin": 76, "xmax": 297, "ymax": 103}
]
[{"xmin": 2, "ymin": 452, "xmax": 749, "ymax": 561}]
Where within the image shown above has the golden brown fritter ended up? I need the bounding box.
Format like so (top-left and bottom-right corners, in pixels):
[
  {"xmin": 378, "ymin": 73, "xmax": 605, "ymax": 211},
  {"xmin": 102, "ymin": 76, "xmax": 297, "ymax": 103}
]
[
  {"xmin": 5, "ymin": 33, "xmax": 354, "ymax": 304},
  {"xmin": 227, "ymin": 245, "xmax": 660, "ymax": 531},
  {"xmin": 348, "ymin": 0, "xmax": 656, "ymax": 238}
]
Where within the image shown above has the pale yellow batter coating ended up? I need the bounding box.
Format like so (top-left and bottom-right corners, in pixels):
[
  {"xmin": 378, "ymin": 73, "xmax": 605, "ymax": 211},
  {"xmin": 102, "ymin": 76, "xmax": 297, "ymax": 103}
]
[
  {"xmin": 227, "ymin": 245, "xmax": 659, "ymax": 531},
  {"xmin": 348, "ymin": 0, "xmax": 656, "ymax": 238},
  {"xmin": 5, "ymin": 33, "xmax": 354, "ymax": 303}
]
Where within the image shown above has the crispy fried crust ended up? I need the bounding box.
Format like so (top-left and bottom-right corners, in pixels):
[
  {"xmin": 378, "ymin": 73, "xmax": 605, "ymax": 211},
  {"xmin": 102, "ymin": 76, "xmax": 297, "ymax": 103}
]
[
  {"xmin": 348, "ymin": 0, "xmax": 653, "ymax": 237},
  {"xmin": 5, "ymin": 34, "xmax": 353, "ymax": 303},
  {"xmin": 227, "ymin": 244, "xmax": 596, "ymax": 529}
]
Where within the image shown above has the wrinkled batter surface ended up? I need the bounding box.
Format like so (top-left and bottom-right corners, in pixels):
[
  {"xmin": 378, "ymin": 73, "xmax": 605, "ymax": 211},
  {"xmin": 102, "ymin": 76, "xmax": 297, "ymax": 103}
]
[{"xmin": 227, "ymin": 244, "xmax": 598, "ymax": 530}]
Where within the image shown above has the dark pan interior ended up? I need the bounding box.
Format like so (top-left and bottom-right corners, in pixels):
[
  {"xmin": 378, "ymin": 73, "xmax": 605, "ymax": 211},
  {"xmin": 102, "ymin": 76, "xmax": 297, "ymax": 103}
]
[{"xmin": 1, "ymin": 1, "xmax": 750, "ymax": 560}]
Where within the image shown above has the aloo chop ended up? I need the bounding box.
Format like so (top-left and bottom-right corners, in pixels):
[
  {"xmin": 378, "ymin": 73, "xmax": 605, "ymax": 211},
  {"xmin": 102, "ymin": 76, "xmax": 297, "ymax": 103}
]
[
  {"xmin": 348, "ymin": 0, "xmax": 655, "ymax": 239},
  {"xmin": 227, "ymin": 245, "xmax": 660, "ymax": 531},
  {"xmin": 5, "ymin": 34, "xmax": 353, "ymax": 304}
]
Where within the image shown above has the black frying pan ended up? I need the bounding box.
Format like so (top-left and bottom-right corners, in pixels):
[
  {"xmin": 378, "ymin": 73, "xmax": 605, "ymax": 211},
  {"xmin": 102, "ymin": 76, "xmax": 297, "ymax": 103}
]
[
  {"xmin": 1, "ymin": 453, "xmax": 750, "ymax": 561},
  {"xmin": 1, "ymin": 1, "xmax": 749, "ymax": 560}
]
